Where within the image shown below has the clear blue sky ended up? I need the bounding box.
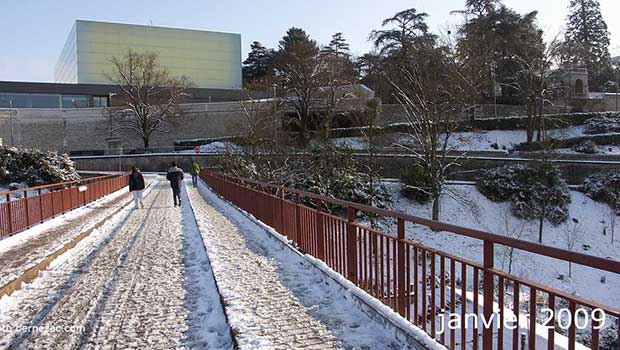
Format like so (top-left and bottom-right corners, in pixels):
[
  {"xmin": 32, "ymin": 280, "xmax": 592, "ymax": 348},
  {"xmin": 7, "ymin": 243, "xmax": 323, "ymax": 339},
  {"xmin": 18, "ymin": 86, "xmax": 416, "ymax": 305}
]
[{"xmin": 1, "ymin": 0, "xmax": 618, "ymax": 82}]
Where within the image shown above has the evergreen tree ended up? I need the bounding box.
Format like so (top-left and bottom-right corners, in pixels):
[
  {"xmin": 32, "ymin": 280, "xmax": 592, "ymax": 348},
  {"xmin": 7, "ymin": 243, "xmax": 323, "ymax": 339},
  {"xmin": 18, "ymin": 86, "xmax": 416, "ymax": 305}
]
[
  {"xmin": 320, "ymin": 33, "xmax": 356, "ymax": 82},
  {"xmin": 242, "ymin": 41, "xmax": 275, "ymax": 85},
  {"xmin": 370, "ymin": 8, "xmax": 436, "ymax": 59},
  {"xmin": 274, "ymin": 28, "xmax": 324, "ymax": 146},
  {"xmin": 366, "ymin": 8, "xmax": 437, "ymax": 102},
  {"xmin": 322, "ymin": 32, "xmax": 350, "ymax": 57},
  {"xmin": 563, "ymin": 0, "xmax": 612, "ymax": 90},
  {"xmin": 455, "ymin": 1, "xmax": 542, "ymax": 103},
  {"xmin": 278, "ymin": 27, "xmax": 316, "ymax": 53}
]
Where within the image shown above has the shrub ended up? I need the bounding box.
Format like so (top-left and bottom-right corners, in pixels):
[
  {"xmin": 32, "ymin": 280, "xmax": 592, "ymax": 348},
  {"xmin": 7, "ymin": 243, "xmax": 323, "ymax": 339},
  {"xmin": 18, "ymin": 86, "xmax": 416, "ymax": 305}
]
[
  {"xmin": 400, "ymin": 165, "xmax": 434, "ymax": 203},
  {"xmin": 217, "ymin": 142, "xmax": 392, "ymax": 215},
  {"xmin": 0, "ymin": 146, "xmax": 80, "ymax": 187},
  {"xmin": 573, "ymin": 140, "xmax": 599, "ymax": 154},
  {"xmin": 282, "ymin": 143, "xmax": 392, "ymax": 212},
  {"xmin": 583, "ymin": 172, "xmax": 620, "ymax": 209},
  {"xmin": 584, "ymin": 112, "xmax": 620, "ymax": 134},
  {"xmin": 477, "ymin": 164, "xmax": 570, "ymax": 224}
]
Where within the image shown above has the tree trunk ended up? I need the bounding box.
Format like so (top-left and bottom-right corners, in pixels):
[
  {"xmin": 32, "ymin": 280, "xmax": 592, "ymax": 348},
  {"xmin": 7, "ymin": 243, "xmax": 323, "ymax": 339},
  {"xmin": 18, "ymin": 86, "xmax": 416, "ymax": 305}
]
[
  {"xmin": 143, "ymin": 137, "xmax": 150, "ymax": 151},
  {"xmin": 432, "ymin": 197, "xmax": 440, "ymax": 222},
  {"xmin": 538, "ymin": 204, "xmax": 546, "ymax": 243},
  {"xmin": 526, "ymin": 102, "xmax": 534, "ymax": 144}
]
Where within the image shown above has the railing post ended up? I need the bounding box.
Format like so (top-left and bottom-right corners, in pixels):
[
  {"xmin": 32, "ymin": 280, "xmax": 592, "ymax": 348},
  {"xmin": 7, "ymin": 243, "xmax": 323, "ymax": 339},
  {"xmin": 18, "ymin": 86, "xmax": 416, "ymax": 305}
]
[
  {"xmin": 6, "ymin": 194, "xmax": 12, "ymax": 235},
  {"xmin": 279, "ymin": 187, "xmax": 285, "ymax": 234},
  {"xmin": 347, "ymin": 206, "xmax": 358, "ymax": 284},
  {"xmin": 316, "ymin": 200, "xmax": 325, "ymax": 261},
  {"xmin": 38, "ymin": 189, "xmax": 43, "ymax": 223},
  {"xmin": 294, "ymin": 193, "xmax": 301, "ymax": 246},
  {"xmin": 483, "ymin": 239, "xmax": 495, "ymax": 350},
  {"xmin": 397, "ymin": 218, "xmax": 407, "ymax": 318},
  {"xmin": 24, "ymin": 190, "xmax": 30, "ymax": 228}
]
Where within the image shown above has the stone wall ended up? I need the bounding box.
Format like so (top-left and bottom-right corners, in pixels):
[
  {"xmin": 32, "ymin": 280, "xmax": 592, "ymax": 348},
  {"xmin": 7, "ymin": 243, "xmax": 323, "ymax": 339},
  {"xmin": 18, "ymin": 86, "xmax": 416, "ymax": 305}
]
[
  {"xmin": 0, "ymin": 97, "xmax": 371, "ymax": 153},
  {"xmin": 0, "ymin": 102, "xmax": 253, "ymax": 152}
]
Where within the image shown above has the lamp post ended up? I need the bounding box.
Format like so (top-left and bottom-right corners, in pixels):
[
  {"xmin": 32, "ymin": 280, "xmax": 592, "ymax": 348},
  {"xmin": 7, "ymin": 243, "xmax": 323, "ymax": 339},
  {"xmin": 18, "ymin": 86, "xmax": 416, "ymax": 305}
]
[
  {"xmin": 616, "ymin": 64, "xmax": 620, "ymax": 112},
  {"xmin": 272, "ymin": 83, "xmax": 279, "ymax": 139},
  {"xmin": 9, "ymin": 99, "xmax": 14, "ymax": 146}
]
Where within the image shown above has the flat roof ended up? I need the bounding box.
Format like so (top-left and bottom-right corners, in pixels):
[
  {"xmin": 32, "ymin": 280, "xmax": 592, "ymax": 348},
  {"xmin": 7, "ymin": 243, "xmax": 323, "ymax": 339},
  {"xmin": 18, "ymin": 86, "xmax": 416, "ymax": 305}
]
[{"xmin": 74, "ymin": 19, "xmax": 241, "ymax": 37}]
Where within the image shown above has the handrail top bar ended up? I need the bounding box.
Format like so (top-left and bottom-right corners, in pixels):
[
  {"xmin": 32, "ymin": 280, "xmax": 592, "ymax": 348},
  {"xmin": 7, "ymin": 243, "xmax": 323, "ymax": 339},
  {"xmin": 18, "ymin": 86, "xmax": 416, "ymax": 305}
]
[
  {"xmin": 490, "ymin": 268, "xmax": 620, "ymax": 317},
  {"xmin": 209, "ymin": 171, "xmax": 620, "ymax": 275},
  {"xmin": 0, "ymin": 174, "xmax": 123, "ymax": 197}
]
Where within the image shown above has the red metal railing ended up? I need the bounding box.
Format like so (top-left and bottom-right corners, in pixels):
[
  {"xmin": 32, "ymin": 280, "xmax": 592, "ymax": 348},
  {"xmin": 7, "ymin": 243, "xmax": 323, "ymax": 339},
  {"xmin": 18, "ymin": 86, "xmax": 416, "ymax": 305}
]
[
  {"xmin": 201, "ymin": 170, "xmax": 620, "ymax": 350},
  {"xmin": 0, "ymin": 174, "xmax": 129, "ymax": 239}
]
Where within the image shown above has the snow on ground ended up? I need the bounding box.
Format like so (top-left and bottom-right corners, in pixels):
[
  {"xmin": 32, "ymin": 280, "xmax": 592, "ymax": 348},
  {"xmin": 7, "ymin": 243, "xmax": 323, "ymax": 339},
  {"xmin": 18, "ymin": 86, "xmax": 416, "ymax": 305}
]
[
  {"xmin": 189, "ymin": 180, "xmax": 420, "ymax": 350},
  {"xmin": 385, "ymin": 181, "xmax": 620, "ymax": 309},
  {"xmin": 557, "ymin": 145, "xmax": 620, "ymax": 155},
  {"xmin": 0, "ymin": 175, "xmax": 158, "ymax": 290},
  {"xmin": 330, "ymin": 125, "xmax": 606, "ymax": 152},
  {"xmin": 330, "ymin": 137, "xmax": 370, "ymax": 150},
  {"xmin": 0, "ymin": 184, "xmax": 50, "ymax": 203},
  {"xmin": 0, "ymin": 180, "xmax": 232, "ymax": 349},
  {"xmin": 180, "ymin": 141, "xmax": 242, "ymax": 154}
]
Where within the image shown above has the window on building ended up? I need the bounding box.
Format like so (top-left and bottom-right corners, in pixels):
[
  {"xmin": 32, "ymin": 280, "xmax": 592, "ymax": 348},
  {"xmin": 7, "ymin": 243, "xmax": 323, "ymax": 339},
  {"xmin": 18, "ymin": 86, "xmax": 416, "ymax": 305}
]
[
  {"xmin": 0, "ymin": 93, "xmax": 30, "ymax": 108},
  {"xmin": 31, "ymin": 94, "xmax": 62, "ymax": 108},
  {"xmin": 61, "ymin": 95, "xmax": 90, "ymax": 108},
  {"xmin": 92, "ymin": 96, "xmax": 108, "ymax": 107}
]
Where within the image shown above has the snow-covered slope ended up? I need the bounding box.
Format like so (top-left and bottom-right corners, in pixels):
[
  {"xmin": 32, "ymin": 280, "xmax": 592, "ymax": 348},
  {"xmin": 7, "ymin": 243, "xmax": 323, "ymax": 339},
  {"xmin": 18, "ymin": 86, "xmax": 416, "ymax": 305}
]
[{"xmin": 385, "ymin": 182, "xmax": 620, "ymax": 308}]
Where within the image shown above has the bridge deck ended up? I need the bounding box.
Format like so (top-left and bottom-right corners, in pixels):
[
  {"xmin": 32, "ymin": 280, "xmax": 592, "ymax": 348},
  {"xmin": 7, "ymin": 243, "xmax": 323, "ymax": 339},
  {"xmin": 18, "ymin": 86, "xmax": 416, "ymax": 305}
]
[{"xmin": 0, "ymin": 178, "xmax": 419, "ymax": 349}]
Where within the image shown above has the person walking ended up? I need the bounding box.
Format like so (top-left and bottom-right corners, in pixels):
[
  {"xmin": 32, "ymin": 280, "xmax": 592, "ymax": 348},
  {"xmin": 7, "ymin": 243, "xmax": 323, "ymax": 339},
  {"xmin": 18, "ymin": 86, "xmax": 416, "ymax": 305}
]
[
  {"xmin": 128, "ymin": 166, "xmax": 145, "ymax": 209},
  {"xmin": 190, "ymin": 161, "xmax": 200, "ymax": 188},
  {"xmin": 166, "ymin": 162, "xmax": 184, "ymax": 207}
]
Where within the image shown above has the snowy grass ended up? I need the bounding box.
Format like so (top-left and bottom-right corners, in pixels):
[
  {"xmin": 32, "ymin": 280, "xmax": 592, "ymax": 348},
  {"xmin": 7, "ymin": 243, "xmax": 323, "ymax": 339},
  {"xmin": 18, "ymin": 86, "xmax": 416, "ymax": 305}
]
[{"xmin": 385, "ymin": 182, "xmax": 620, "ymax": 308}]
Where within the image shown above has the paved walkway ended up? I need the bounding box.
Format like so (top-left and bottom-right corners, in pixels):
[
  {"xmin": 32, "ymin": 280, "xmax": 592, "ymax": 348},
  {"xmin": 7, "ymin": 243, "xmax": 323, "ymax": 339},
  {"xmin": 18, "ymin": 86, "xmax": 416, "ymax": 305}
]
[
  {"xmin": 188, "ymin": 182, "xmax": 413, "ymax": 350},
  {"xmin": 0, "ymin": 178, "xmax": 417, "ymax": 350},
  {"xmin": 0, "ymin": 177, "xmax": 153, "ymax": 289},
  {"xmin": 0, "ymin": 181, "xmax": 232, "ymax": 349}
]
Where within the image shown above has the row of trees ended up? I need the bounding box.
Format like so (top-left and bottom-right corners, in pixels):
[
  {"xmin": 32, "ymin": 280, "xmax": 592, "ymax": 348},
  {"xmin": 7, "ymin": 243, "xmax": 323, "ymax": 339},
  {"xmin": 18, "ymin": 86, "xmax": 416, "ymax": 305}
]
[{"xmin": 244, "ymin": 0, "xmax": 617, "ymax": 99}]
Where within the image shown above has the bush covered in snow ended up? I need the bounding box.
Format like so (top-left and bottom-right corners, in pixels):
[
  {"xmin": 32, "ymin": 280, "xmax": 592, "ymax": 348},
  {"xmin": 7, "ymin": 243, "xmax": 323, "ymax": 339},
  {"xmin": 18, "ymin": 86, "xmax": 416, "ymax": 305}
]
[
  {"xmin": 583, "ymin": 172, "xmax": 620, "ymax": 209},
  {"xmin": 584, "ymin": 112, "xmax": 620, "ymax": 134},
  {"xmin": 281, "ymin": 143, "xmax": 392, "ymax": 212},
  {"xmin": 217, "ymin": 143, "xmax": 391, "ymax": 214},
  {"xmin": 600, "ymin": 323, "xmax": 618, "ymax": 350},
  {"xmin": 573, "ymin": 140, "xmax": 599, "ymax": 154},
  {"xmin": 477, "ymin": 164, "xmax": 571, "ymax": 224},
  {"xmin": 0, "ymin": 146, "xmax": 80, "ymax": 187},
  {"xmin": 400, "ymin": 165, "xmax": 433, "ymax": 203}
]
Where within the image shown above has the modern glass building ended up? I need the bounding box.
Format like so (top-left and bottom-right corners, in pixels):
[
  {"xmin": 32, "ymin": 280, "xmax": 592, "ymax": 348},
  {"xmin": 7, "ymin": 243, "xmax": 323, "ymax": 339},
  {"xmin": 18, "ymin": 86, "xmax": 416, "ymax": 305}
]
[{"xmin": 54, "ymin": 20, "xmax": 242, "ymax": 90}]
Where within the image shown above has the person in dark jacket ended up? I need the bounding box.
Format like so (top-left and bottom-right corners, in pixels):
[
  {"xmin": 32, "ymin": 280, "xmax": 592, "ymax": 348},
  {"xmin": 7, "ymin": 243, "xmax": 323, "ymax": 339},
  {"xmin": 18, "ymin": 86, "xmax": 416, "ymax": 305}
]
[
  {"xmin": 129, "ymin": 166, "xmax": 146, "ymax": 209},
  {"xmin": 166, "ymin": 162, "xmax": 184, "ymax": 207}
]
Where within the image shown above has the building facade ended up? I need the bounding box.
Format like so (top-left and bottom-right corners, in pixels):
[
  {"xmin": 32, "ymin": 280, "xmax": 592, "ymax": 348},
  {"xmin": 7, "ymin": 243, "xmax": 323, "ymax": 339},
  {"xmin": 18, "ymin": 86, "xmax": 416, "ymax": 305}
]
[
  {"xmin": 0, "ymin": 81, "xmax": 252, "ymax": 109},
  {"xmin": 54, "ymin": 20, "xmax": 242, "ymax": 90}
]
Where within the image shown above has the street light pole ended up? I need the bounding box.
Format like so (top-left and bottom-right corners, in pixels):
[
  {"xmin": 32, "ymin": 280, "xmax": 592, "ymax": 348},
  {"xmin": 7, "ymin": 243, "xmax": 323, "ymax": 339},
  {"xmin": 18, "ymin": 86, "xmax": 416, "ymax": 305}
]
[
  {"xmin": 616, "ymin": 65, "xmax": 620, "ymax": 112},
  {"xmin": 9, "ymin": 99, "xmax": 14, "ymax": 146}
]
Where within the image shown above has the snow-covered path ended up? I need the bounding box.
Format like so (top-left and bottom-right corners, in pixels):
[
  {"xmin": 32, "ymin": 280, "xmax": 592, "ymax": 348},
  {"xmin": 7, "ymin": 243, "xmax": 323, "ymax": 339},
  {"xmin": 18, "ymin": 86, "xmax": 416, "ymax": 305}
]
[
  {"xmin": 0, "ymin": 178, "xmax": 422, "ymax": 350},
  {"xmin": 0, "ymin": 181, "xmax": 232, "ymax": 349},
  {"xmin": 188, "ymin": 181, "xmax": 417, "ymax": 350},
  {"xmin": 0, "ymin": 177, "xmax": 154, "ymax": 289}
]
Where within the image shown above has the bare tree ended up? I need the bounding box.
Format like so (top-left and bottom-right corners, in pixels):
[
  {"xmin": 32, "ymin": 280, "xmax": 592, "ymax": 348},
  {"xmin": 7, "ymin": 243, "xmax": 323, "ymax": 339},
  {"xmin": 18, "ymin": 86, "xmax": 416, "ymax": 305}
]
[
  {"xmin": 563, "ymin": 221, "xmax": 584, "ymax": 278},
  {"xmin": 391, "ymin": 42, "xmax": 481, "ymax": 221},
  {"xmin": 507, "ymin": 35, "xmax": 564, "ymax": 144},
  {"xmin": 349, "ymin": 99, "xmax": 385, "ymax": 227},
  {"xmin": 497, "ymin": 211, "xmax": 527, "ymax": 274},
  {"xmin": 106, "ymin": 49, "xmax": 192, "ymax": 150}
]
